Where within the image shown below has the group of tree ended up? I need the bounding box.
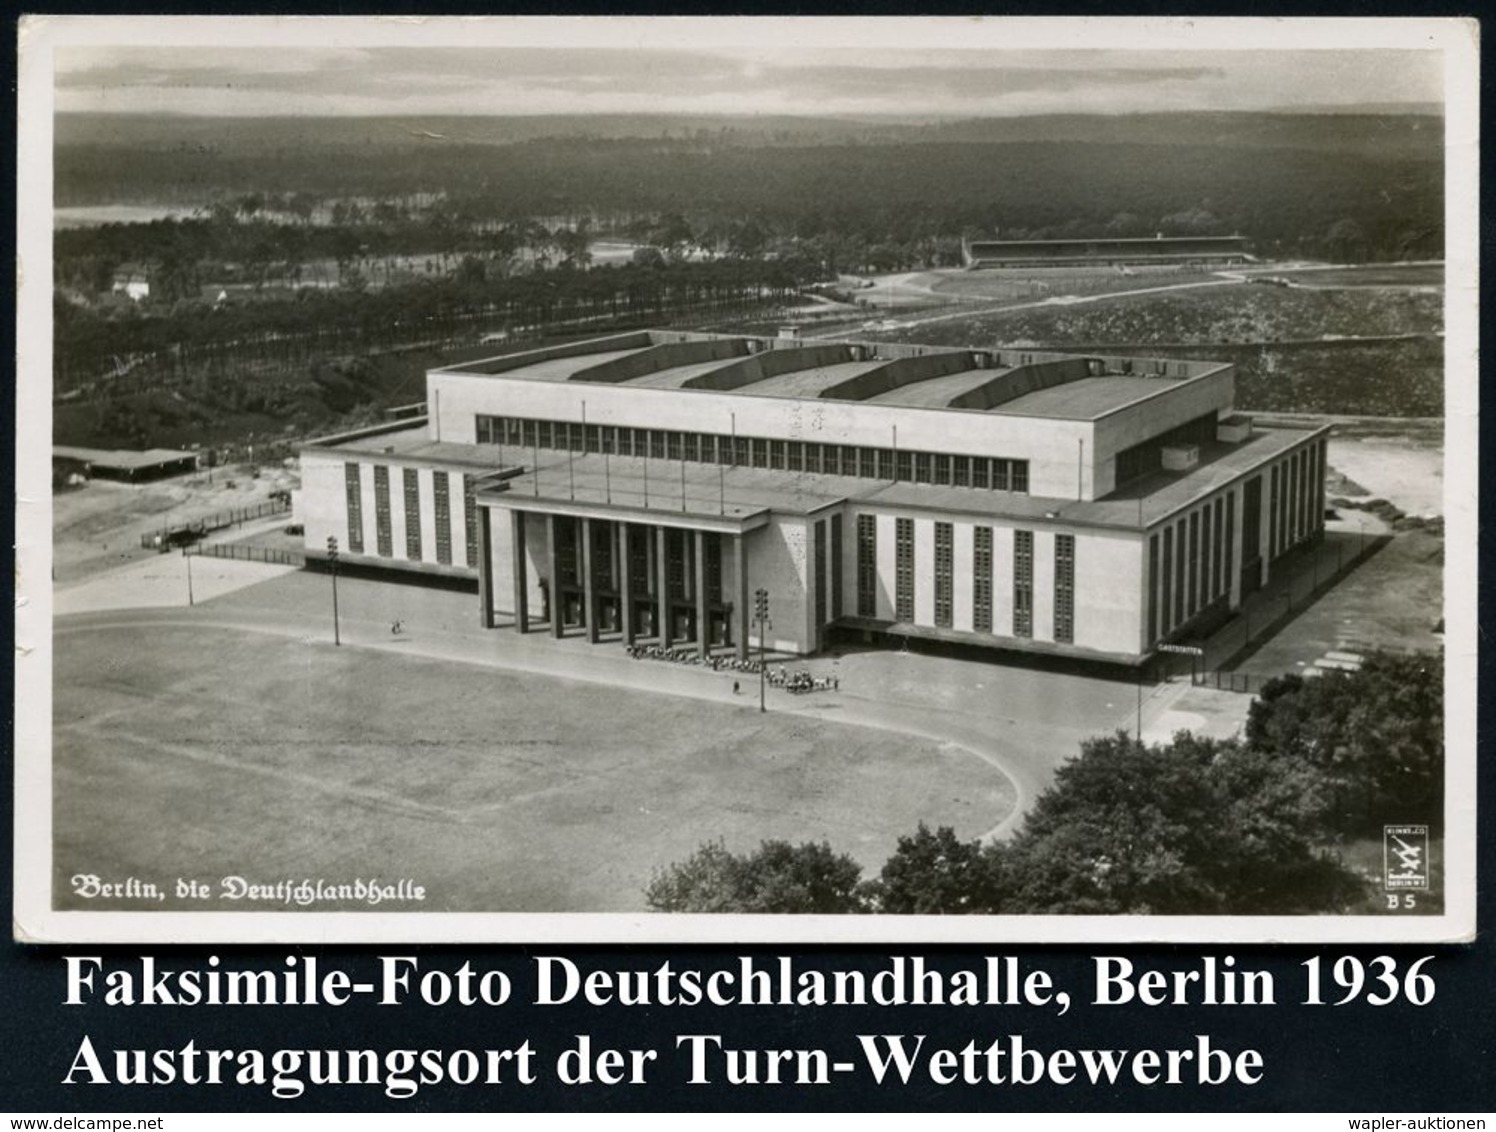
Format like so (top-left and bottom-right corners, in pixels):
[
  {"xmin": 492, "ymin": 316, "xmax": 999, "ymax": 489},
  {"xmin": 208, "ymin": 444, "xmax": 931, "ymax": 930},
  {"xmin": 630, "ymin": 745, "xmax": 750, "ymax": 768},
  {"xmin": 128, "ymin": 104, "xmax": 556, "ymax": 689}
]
[
  {"xmin": 645, "ymin": 652, "xmax": 1442, "ymax": 916},
  {"xmin": 54, "ymin": 255, "xmax": 812, "ymax": 396},
  {"xmin": 58, "ymin": 116, "xmax": 1443, "ymax": 269}
]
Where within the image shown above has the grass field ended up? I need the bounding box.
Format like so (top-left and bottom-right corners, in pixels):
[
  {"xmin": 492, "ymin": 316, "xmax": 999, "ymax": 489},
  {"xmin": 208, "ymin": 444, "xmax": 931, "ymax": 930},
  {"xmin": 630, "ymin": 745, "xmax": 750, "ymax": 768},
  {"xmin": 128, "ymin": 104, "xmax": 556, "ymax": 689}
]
[
  {"xmin": 930, "ymin": 266, "xmax": 1221, "ymax": 302},
  {"xmin": 1272, "ymin": 264, "xmax": 1444, "ymax": 288},
  {"xmin": 53, "ymin": 624, "xmax": 1012, "ymax": 914},
  {"xmin": 877, "ymin": 285, "xmax": 1442, "ymax": 349},
  {"xmin": 859, "ymin": 283, "xmax": 1444, "ymax": 417}
]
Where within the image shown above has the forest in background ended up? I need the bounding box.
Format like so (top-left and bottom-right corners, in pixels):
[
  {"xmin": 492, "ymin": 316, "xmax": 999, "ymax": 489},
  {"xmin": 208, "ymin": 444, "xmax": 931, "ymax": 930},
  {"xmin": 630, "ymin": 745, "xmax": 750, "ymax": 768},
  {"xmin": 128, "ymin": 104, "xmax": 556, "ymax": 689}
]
[{"xmin": 55, "ymin": 110, "xmax": 1442, "ymax": 261}]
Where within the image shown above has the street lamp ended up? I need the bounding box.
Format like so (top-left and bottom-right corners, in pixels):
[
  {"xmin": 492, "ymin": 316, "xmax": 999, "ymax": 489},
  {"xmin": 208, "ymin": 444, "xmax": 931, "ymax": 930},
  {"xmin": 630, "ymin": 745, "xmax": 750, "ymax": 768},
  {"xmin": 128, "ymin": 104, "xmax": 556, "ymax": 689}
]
[
  {"xmin": 754, "ymin": 587, "xmax": 771, "ymax": 713},
  {"xmin": 183, "ymin": 545, "xmax": 194, "ymax": 607},
  {"xmin": 327, "ymin": 535, "xmax": 341, "ymax": 646}
]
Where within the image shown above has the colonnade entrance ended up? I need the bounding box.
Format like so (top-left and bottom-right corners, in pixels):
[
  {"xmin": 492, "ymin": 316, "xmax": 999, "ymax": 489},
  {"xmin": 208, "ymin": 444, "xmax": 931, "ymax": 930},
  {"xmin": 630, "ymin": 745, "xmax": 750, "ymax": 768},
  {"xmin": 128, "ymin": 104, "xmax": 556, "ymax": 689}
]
[{"xmin": 482, "ymin": 507, "xmax": 752, "ymax": 660}]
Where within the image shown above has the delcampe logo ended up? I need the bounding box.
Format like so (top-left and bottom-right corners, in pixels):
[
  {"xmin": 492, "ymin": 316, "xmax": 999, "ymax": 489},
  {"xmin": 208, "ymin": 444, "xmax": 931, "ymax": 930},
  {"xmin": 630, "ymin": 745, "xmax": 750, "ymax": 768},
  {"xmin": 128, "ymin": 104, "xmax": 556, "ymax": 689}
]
[{"xmin": 1383, "ymin": 825, "xmax": 1430, "ymax": 890}]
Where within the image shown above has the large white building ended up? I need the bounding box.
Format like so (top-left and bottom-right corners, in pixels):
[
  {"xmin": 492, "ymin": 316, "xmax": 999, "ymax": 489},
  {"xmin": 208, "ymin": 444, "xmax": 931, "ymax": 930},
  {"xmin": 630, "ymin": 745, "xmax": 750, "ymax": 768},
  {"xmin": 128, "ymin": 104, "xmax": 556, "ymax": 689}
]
[{"xmin": 298, "ymin": 329, "xmax": 1328, "ymax": 665}]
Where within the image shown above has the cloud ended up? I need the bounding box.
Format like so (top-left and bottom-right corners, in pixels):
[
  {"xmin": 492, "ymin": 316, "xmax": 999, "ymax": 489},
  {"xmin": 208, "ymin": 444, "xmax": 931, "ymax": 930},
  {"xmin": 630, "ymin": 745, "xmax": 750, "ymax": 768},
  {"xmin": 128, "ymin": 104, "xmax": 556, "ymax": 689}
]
[{"xmin": 53, "ymin": 44, "xmax": 1441, "ymax": 119}]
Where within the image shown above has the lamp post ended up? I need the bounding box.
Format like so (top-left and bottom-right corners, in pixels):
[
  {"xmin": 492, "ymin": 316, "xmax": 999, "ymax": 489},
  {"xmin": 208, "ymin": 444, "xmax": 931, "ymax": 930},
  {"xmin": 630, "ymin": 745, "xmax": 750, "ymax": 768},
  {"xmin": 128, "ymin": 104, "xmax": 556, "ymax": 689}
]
[
  {"xmin": 327, "ymin": 535, "xmax": 341, "ymax": 646},
  {"xmin": 754, "ymin": 587, "xmax": 771, "ymax": 713},
  {"xmin": 183, "ymin": 545, "xmax": 194, "ymax": 607}
]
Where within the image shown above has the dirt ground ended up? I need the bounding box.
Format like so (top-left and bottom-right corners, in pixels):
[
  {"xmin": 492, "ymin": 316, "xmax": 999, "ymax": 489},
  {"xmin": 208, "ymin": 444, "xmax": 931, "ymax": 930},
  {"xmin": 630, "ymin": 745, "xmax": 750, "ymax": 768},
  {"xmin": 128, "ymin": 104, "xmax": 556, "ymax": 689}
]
[
  {"xmin": 1325, "ymin": 434, "xmax": 1444, "ymax": 516},
  {"xmin": 50, "ymin": 462, "xmax": 299, "ymax": 584}
]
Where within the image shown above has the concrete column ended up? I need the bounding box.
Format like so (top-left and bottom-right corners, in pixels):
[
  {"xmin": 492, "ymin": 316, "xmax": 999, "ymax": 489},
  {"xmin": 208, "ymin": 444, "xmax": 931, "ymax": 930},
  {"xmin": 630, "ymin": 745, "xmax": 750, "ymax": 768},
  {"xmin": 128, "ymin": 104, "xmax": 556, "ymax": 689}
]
[
  {"xmin": 619, "ymin": 522, "xmax": 635, "ymax": 645},
  {"xmin": 546, "ymin": 513, "xmax": 563, "ymax": 639},
  {"xmin": 510, "ymin": 509, "xmax": 528, "ymax": 633},
  {"xmin": 478, "ymin": 505, "xmax": 495, "ymax": 629},
  {"xmin": 582, "ymin": 517, "xmax": 599, "ymax": 643},
  {"xmin": 656, "ymin": 525, "xmax": 671, "ymax": 647},
  {"xmin": 694, "ymin": 529, "xmax": 709, "ymax": 658},
  {"xmin": 734, "ymin": 532, "xmax": 750, "ymax": 661}
]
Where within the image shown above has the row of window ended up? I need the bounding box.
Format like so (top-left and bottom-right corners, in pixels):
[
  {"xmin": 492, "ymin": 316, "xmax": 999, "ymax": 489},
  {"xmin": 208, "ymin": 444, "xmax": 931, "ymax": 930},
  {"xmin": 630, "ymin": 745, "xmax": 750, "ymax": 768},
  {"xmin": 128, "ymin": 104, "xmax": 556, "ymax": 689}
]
[
  {"xmin": 1149, "ymin": 489, "xmax": 1236, "ymax": 644},
  {"xmin": 344, "ymin": 462, "xmax": 476, "ymax": 569},
  {"xmin": 476, "ymin": 414, "xmax": 1030, "ymax": 493},
  {"xmin": 854, "ymin": 517, "xmax": 1071, "ymax": 643},
  {"xmin": 1269, "ymin": 440, "xmax": 1324, "ymax": 562}
]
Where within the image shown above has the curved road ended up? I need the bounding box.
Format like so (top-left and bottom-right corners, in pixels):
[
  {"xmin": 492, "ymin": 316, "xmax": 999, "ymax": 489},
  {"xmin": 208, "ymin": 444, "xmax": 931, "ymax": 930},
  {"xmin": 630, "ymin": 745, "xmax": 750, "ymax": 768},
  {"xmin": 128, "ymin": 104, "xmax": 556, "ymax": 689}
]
[{"xmin": 54, "ymin": 589, "xmax": 1160, "ymax": 842}]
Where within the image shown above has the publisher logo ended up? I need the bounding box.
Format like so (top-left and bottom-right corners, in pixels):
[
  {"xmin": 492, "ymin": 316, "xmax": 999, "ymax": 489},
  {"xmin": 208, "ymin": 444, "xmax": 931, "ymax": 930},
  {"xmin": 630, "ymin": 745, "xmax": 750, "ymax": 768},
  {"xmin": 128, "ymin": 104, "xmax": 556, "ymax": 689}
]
[{"xmin": 1383, "ymin": 825, "xmax": 1429, "ymax": 890}]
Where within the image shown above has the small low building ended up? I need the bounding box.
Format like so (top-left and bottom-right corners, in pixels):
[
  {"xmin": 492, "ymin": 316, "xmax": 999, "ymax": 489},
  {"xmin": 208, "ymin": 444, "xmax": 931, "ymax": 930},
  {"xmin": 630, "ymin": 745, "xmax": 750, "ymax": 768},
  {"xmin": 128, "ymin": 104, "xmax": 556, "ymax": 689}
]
[
  {"xmin": 52, "ymin": 445, "xmax": 199, "ymax": 483},
  {"xmin": 110, "ymin": 265, "xmax": 151, "ymax": 302}
]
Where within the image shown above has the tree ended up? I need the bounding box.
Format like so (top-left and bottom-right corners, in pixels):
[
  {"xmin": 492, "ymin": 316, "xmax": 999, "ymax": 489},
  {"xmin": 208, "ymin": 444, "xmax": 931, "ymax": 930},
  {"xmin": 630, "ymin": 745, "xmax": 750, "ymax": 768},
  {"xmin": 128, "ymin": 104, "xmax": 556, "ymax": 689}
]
[
  {"xmin": 871, "ymin": 823, "xmax": 1004, "ymax": 914},
  {"xmin": 1326, "ymin": 218, "xmax": 1368, "ymax": 263},
  {"xmin": 996, "ymin": 732, "xmax": 1366, "ymax": 915},
  {"xmin": 646, "ymin": 838, "xmax": 867, "ymax": 913},
  {"xmin": 1245, "ymin": 652, "xmax": 1442, "ymax": 837}
]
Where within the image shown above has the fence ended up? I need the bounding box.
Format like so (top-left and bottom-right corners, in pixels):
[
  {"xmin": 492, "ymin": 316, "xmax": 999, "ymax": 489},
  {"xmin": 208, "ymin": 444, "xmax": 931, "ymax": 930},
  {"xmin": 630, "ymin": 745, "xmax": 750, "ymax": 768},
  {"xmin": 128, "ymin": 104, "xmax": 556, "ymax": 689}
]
[
  {"xmin": 185, "ymin": 542, "xmax": 305, "ymax": 567},
  {"xmin": 1162, "ymin": 528, "xmax": 1391, "ymax": 693},
  {"xmin": 142, "ymin": 497, "xmax": 291, "ymax": 551}
]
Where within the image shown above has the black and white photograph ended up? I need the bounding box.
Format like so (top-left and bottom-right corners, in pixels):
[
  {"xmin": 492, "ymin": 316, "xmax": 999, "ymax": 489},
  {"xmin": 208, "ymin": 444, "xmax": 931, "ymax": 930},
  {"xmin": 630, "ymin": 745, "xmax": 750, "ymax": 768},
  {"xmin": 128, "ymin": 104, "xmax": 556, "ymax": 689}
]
[{"xmin": 14, "ymin": 15, "xmax": 1478, "ymax": 943}]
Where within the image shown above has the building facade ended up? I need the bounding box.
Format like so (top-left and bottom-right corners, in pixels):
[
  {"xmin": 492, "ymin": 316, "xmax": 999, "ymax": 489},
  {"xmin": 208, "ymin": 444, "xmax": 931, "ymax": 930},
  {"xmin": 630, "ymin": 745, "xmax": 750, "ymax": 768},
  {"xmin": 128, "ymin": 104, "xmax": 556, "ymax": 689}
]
[{"xmin": 298, "ymin": 330, "xmax": 1327, "ymax": 665}]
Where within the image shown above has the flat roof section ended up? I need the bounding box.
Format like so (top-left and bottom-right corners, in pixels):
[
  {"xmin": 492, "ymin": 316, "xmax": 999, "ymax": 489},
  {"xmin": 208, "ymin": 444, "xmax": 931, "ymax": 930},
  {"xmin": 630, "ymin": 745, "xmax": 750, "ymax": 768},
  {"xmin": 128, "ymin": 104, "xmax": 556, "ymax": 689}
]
[
  {"xmin": 308, "ymin": 426, "xmax": 514, "ymax": 470},
  {"xmin": 491, "ymin": 451, "xmax": 850, "ymax": 519},
  {"xmin": 624, "ymin": 357, "xmax": 744, "ymax": 390},
  {"xmin": 1093, "ymin": 426, "xmax": 1326, "ymax": 522},
  {"xmin": 995, "ymin": 376, "xmax": 1183, "ymax": 420},
  {"xmin": 864, "ymin": 367, "xmax": 1003, "ymax": 409},
  {"xmin": 54, "ymin": 445, "xmax": 197, "ymax": 470},
  {"xmin": 732, "ymin": 360, "xmax": 890, "ymax": 399},
  {"xmin": 489, "ymin": 346, "xmax": 652, "ymax": 384}
]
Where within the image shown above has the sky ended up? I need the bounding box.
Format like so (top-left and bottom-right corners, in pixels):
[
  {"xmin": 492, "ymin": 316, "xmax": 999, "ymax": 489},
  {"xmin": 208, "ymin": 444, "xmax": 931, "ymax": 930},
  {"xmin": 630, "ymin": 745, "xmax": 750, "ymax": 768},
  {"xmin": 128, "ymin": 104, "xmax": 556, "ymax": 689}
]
[{"xmin": 47, "ymin": 19, "xmax": 1449, "ymax": 119}]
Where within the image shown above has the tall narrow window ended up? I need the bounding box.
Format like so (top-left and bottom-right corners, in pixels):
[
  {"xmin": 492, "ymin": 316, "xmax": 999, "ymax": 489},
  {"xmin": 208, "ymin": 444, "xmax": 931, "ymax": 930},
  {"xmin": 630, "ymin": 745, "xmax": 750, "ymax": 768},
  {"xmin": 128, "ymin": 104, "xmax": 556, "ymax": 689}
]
[
  {"xmin": 463, "ymin": 475, "xmax": 478, "ymax": 568},
  {"xmin": 344, "ymin": 463, "xmax": 364, "ymax": 554},
  {"xmin": 973, "ymin": 526, "xmax": 993, "ymax": 633},
  {"xmin": 972, "ymin": 458, "xmax": 990, "ymax": 490},
  {"xmin": 895, "ymin": 518, "xmax": 915, "ymax": 622},
  {"xmin": 1225, "ymin": 491, "xmax": 1237, "ymax": 594},
  {"xmin": 403, "ymin": 467, "xmax": 422, "ymax": 561},
  {"xmin": 856, "ymin": 514, "xmax": 877, "ymax": 618},
  {"xmin": 1161, "ymin": 527, "xmax": 1174, "ymax": 636},
  {"xmin": 859, "ymin": 447, "xmax": 877, "ymax": 478},
  {"xmin": 1269, "ymin": 464, "xmax": 1281, "ymax": 558},
  {"xmin": 1212, "ymin": 497, "xmax": 1225, "ymax": 599},
  {"xmin": 1054, "ymin": 533, "xmax": 1075, "ymax": 644},
  {"xmin": 913, "ymin": 453, "xmax": 931, "ymax": 484},
  {"xmin": 787, "ymin": 441, "xmax": 803, "ymax": 472},
  {"xmin": 1013, "ymin": 529, "xmax": 1033, "ymax": 637},
  {"xmin": 992, "ymin": 459, "xmax": 1010, "ymax": 492},
  {"xmin": 433, "ymin": 472, "xmax": 451, "ymax": 565},
  {"xmin": 934, "ymin": 522, "xmax": 953, "ymax": 628},
  {"xmin": 814, "ymin": 519, "xmax": 827, "ymax": 628},
  {"xmin": 1147, "ymin": 533, "xmax": 1160, "ymax": 644},
  {"xmin": 1173, "ymin": 519, "xmax": 1186, "ymax": 626},
  {"xmin": 830, "ymin": 514, "xmax": 843, "ymax": 618},
  {"xmin": 373, "ymin": 465, "xmax": 392, "ymax": 557},
  {"xmin": 1186, "ymin": 510, "xmax": 1199, "ymax": 616},
  {"xmin": 1011, "ymin": 461, "xmax": 1030, "ymax": 494},
  {"xmin": 895, "ymin": 450, "xmax": 913, "ymax": 483}
]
